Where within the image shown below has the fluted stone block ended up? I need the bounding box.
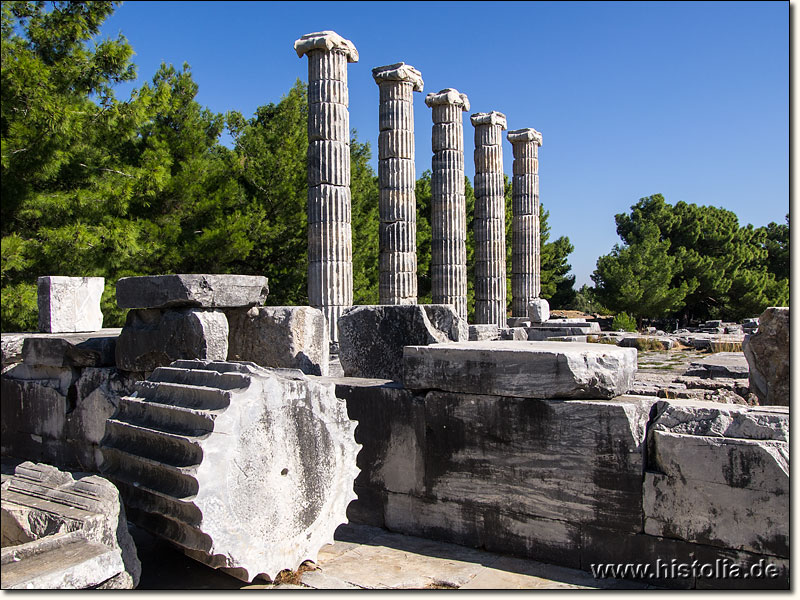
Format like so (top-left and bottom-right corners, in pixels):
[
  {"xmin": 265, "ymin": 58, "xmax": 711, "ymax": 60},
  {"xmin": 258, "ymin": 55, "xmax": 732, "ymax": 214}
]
[
  {"xmin": 101, "ymin": 360, "xmax": 360, "ymax": 581},
  {"xmin": 508, "ymin": 128, "xmax": 543, "ymax": 316},
  {"xmin": 472, "ymin": 112, "xmax": 507, "ymax": 327},
  {"xmin": 307, "ymin": 185, "xmax": 351, "ymax": 225},
  {"xmin": 297, "ymin": 31, "xmax": 358, "ymax": 342}
]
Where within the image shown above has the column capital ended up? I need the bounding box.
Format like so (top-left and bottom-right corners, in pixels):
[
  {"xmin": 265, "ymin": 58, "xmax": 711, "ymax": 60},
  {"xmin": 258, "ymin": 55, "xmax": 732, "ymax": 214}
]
[
  {"xmin": 507, "ymin": 127, "xmax": 543, "ymax": 146},
  {"xmin": 294, "ymin": 30, "xmax": 359, "ymax": 62},
  {"xmin": 425, "ymin": 88, "xmax": 470, "ymax": 111},
  {"xmin": 372, "ymin": 62, "xmax": 424, "ymax": 92},
  {"xmin": 470, "ymin": 111, "xmax": 507, "ymax": 130}
]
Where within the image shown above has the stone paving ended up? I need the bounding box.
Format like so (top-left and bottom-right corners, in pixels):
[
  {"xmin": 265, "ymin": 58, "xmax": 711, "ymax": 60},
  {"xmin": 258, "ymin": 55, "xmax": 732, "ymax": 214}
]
[{"xmin": 132, "ymin": 522, "xmax": 651, "ymax": 590}]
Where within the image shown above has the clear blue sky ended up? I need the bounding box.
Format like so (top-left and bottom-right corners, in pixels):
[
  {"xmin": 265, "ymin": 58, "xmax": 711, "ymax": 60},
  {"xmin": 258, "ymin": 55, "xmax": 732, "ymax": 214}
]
[{"xmin": 99, "ymin": 1, "xmax": 788, "ymax": 289}]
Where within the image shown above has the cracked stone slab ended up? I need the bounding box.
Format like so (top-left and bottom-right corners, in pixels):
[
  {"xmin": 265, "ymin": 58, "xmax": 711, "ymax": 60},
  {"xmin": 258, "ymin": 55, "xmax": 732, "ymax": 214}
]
[
  {"xmin": 403, "ymin": 341, "xmax": 637, "ymax": 399},
  {"xmin": 116, "ymin": 274, "xmax": 269, "ymax": 309}
]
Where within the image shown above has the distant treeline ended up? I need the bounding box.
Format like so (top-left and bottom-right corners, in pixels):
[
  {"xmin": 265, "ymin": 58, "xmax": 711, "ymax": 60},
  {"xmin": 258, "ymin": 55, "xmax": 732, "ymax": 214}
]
[{"xmin": 0, "ymin": 2, "xmax": 787, "ymax": 332}]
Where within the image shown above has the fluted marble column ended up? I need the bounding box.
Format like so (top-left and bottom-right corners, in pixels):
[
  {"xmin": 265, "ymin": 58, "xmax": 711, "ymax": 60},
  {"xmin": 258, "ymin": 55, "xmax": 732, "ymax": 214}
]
[
  {"xmin": 507, "ymin": 128, "xmax": 543, "ymax": 317},
  {"xmin": 294, "ymin": 31, "xmax": 359, "ymax": 343},
  {"xmin": 425, "ymin": 88, "xmax": 470, "ymax": 321},
  {"xmin": 373, "ymin": 63, "xmax": 424, "ymax": 305},
  {"xmin": 471, "ymin": 111, "xmax": 508, "ymax": 327}
]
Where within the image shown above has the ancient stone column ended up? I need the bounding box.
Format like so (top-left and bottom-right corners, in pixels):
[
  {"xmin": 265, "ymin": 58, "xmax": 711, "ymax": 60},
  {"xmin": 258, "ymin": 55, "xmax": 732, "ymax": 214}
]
[
  {"xmin": 507, "ymin": 128, "xmax": 543, "ymax": 317},
  {"xmin": 373, "ymin": 63, "xmax": 424, "ymax": 305},
  {"xmin": 425, "ymin": 88, "xmax": 470, "ymax": 321},
  {"xmin": 471, "ymin": 111, "xmax": 508, "ymax": 327},
  {"xmin": 294, "ymin": 31, "xmax": 359, "ymax": 344}
]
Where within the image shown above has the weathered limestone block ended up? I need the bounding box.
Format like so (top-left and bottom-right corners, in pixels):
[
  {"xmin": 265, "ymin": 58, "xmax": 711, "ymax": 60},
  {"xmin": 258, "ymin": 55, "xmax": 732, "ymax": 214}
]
[
  {"xmin": 742, "ymin": 307, "xmax": 789, "ymax": 406},
  {"xmin": 644, "ymin": 400, "xmax": 789, "ymax": 557},
  {"xmin": 468, "ymin": 324, "xmax": 500, "ymax": 341},
  {"xmin": 101, "ymin": 360, "xmax": 360, "ymax": 581},
  {"xmin": 1, "ymin": 365, "xmax": 139, "ymax": 471},
  {"xmin": 116, "ymin": 274, "xmax": 269, "ymax": 309},
  {"xmin": 527, "ymin": 298, "xmax": 549, "ymax": 323},
  {"xmin": 1, "ymin": 461, "xmax": 141, "ymax": 588},
  {"xmin": 329, "ymin": 378, "xmax": 425, "ymax": 526},
  {"xmin": 404, "ymin": 341, "xmax": 637, "ymax": 399},
  {"xmin": 20, "ymin": 329, "xmax": 120, "ymax": 368},
  {"xmin": 421, "ymin": 393, "xmax": 656, "ymax": 533},
  {"xmin": 335, "ymin": 379, "xmax": 655, "ymax": 567},
  {"xmin": 338, "ymin": 305, "xmax": 467, "ymax": 381},
  {"xmin": 1, "ymin": 333, "xmax": 25, "ymax": 369},
  {"xmin": 37, "ymin": 276, "xmax": 104, "ymax": 333},
  {"xmin": 115, "ymin": 308, "xmax": 228, "ymax": 372},
  {"xmin": 226, "ymin": 306, "xmax": 329, "ymax": 376}
]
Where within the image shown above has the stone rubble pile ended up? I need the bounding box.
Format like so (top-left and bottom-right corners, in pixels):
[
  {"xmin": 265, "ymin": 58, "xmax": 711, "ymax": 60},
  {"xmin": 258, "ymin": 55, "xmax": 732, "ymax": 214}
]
[{"xmin": 1, "ymin": 461, "xmax": 141, "ymax": 589}]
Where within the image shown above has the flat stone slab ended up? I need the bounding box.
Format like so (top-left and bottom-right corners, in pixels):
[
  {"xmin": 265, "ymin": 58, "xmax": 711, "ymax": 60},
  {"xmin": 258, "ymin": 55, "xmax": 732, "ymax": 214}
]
[
  {"xmin": 684, "ymin": 352, "xmax": 749, "ymax": 379},
  {"xmin": 403, "ymin": 341, "xmax": 637, "ymax": 399},
  {"xmin": 20, "ymin": 329, "xmax": 120, "ymax": 367},
  {"xmin": 116, "ymin": 274, "xmax": 269, "ymax": 309}
]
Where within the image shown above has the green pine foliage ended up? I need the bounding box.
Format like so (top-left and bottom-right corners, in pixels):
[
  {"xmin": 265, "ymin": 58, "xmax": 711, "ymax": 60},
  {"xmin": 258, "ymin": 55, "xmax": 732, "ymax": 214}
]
[
  {"xmin": 592, "ymin": 195, "xmax": 788, "ymax": 322},
  {"xmin": 1, "ymin": 1, "xmax": 578, "ymax": 332}
]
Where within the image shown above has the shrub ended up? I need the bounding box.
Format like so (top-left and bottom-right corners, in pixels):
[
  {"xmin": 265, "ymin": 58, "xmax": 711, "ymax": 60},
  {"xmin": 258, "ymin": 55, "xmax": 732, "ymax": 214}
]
[{"xmin": 611, "ymin": 312, "xmax": 637, "ymax": 332}]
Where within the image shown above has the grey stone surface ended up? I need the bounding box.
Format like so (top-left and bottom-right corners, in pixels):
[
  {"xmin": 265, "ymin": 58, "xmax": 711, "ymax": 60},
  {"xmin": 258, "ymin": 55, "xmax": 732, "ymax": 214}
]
[
  {"xmin": 116, "ymin": 274, "xmax": 268, "ymax": 309},
  {"xmin": 426, "ymin": 88, "xmax": 469, "ymax": 321},
  {"xmin": 226, "ymin": 306, "xmax": 329, "ymax": 376},
  {"xmin": 1, "ymin": 461, "xmax": 140, "ymax": 588},
  {"xmin": 298, "ymin": 31, "xmax": 357, "ymax": 344},
  {"xmin": 1, "ymin": 365, "xmax": 139, "ymax": 471},
  {"xmin": 507, "ymin": 129, "xmax": 542, "ymax": 317},
  {"xmin": 115, "ymin": 308, "xmax": 228, "ymax": 372},
  {"xmin": 684, "ymin": 352, "xmax": 749, "ymax": 379},
  {"xmin": 742, "ymin": 306, "xmax": 789, "ymax": 406},
  {"xmin": 472, "ymin": 111, "xmax": 507, "ymax": 327},
  {"xmin": 644, "ymin": 401, "xmax": 788, "ymax": 557},
  {"xmin": 526, "ymin": 326, "xmax": 601, "ymax": 340},
  {"xmin": 468, "ymin": 324, "xmax": 500, "ymax": 341},
  {"xmin": 527, "ymin": 298, "xmax": 549, "ymax": 323},
  {"xmin": 499, "ymin": 327, "xmax": 529, "ymax": 340},
  {"xmin": 102, "ymin": 360, "xmax": 360, "ymax": 581},
  {"xmin": 338, "ymin": 304, "xmax": 466, "ymax": 381},
  {"xmin": 374, "ymin": 63, "xmax": 422, "ymax": 305},
  {"xmin": 506, "ymin": 317, "xmax": 531, "ymax": 328},
  {"xmin": 20, "ymin": 329, "xmax": 120, "ymax": 367},
  {"xmin": 1, "ymin": 333, "xmax": 25, "ymax": 368},
  {"xmin": 38, "ymin": 276, "xmax": 104, "ymax": 333},
  {"xmin": 404, "ymin": 340, "xmax": 637, "ymax": 399}
]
